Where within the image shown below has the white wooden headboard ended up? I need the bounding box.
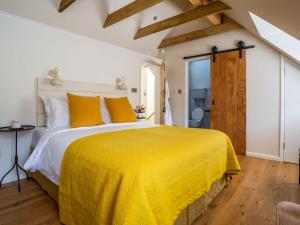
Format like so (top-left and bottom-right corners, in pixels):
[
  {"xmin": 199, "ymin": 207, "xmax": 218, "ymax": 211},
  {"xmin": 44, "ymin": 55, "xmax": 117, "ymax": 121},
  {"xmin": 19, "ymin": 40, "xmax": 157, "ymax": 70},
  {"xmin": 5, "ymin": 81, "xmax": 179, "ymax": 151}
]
[{"xmin": 36, "ymin": 77, "xmax": 128, "ymax": 127}]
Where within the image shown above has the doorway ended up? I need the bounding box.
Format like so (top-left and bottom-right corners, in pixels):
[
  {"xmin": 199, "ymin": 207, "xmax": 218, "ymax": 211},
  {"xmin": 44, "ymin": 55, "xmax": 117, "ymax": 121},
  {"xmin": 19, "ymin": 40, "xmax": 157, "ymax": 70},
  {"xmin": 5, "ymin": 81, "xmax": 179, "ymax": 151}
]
[
  {"xmin": 283, "ymin": 59, "xmax": 300, "ymax": 164},
  {"xmin": 141, "ymin": 63, "xmax": 161, "ymax": 124},
  {"xmin": 185, "ymin": 50, "xmax": 246, "ymax": 155},
  {"xmin": 187, "ymin": 58, "xmax": 211, "ymax": 128}
]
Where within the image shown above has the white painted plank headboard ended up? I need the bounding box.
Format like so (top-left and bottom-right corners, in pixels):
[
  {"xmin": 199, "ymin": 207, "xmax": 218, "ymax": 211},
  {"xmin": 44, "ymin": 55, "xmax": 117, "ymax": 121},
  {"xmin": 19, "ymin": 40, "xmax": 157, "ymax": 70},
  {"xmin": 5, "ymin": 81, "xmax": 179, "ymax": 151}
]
[{"xmin": 36, "ymin": 77, "xmax": 128, "ymax": 127}]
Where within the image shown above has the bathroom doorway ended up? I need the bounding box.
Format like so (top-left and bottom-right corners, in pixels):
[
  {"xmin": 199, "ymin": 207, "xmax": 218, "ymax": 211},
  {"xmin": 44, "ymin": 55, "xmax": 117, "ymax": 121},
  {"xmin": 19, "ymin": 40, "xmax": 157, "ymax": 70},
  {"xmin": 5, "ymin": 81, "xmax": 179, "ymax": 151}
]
[
  {"xmin": 141, "ymin": 63, "xmax": 161, "ymax": 124},
  {"xmin": 187, "ymin": 58, "xmax": 211, "ymax": 128}
]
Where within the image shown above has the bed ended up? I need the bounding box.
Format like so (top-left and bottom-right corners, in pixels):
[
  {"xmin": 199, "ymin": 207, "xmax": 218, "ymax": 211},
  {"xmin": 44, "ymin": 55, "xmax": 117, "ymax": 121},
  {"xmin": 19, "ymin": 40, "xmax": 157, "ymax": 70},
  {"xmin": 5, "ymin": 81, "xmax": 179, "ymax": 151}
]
[{"xmin": 26, "ymin": 78, "xmax": 240, "ymax": 225}]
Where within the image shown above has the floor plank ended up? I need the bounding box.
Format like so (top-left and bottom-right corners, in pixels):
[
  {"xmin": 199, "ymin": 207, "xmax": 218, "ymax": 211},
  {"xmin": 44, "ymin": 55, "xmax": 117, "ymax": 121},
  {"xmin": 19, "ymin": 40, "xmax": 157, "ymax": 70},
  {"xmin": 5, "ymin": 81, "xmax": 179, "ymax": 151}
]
[
  {"xmin": 194, "ymin": 156, "xmax": 300, "ymax": 225},
  {"xmin": 0, "ymin": 156, "xmax": 299, "ymax": 225},
  {"xmin": 0, "ymin": 181, "xmax": 59, "ymax": 225}
]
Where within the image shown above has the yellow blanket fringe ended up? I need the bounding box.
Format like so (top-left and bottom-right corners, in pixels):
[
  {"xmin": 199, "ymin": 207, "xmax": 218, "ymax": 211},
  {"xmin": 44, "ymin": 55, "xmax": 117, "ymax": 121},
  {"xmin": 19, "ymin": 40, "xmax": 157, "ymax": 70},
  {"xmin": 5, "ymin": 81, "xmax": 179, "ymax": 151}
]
[{"xmin": 60, "ymin": 126, "xmax": 240, "ymax": 225}]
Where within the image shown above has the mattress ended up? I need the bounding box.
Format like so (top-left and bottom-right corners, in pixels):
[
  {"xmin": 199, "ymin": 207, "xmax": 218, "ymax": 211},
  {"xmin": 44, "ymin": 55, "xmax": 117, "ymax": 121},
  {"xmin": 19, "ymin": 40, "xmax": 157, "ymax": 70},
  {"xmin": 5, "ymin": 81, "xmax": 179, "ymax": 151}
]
[
  {"xmin": 25, "ymin": 122, "xmax": 157, "ymax": 185},
  {"xmin": 31, "ymin": 127, "xmax": 49, "ymax": 148},
  {"xmin": 27, "ymin": 123, "xmax": 234, "ymax": 225}
]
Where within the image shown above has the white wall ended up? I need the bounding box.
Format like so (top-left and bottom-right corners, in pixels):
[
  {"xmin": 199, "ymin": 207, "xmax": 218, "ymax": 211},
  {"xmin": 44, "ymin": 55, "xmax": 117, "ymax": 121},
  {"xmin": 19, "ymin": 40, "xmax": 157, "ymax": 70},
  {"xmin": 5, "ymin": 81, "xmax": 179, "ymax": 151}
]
[
  {"xmin": 145, "ymin": 68, "xmax": 156, "ymax": 118},
  {"xmin": 146, "ymin": 64, "xmax": 161, "ymax": 124},
  {"xmin": 0, "ymin": 12, "xmax": 159, "ymax": 183},
  {"xmin": 165, "ymin": 29, "xmax": 282, "ymax": 160}
]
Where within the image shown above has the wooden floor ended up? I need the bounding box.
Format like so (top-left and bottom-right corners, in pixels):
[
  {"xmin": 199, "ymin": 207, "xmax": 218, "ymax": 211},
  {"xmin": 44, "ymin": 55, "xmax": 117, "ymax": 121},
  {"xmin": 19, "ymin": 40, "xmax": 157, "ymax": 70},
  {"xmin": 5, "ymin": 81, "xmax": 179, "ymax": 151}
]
[{"xmin": 0, "ymin": 156, "xmax": 299, "ymax": 225}]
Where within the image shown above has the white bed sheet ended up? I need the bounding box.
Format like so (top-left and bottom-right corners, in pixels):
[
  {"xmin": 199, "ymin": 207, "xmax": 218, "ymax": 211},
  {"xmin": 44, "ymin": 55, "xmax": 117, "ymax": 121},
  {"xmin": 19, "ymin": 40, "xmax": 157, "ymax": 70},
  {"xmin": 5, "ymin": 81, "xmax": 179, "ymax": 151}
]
[
  {"xmin": 31, "ymin": 127, "xmax": 50, "ymax": 148},
  {"xmin": 25, "ymin": 122, "xmax": 157, "ymax": 185}
]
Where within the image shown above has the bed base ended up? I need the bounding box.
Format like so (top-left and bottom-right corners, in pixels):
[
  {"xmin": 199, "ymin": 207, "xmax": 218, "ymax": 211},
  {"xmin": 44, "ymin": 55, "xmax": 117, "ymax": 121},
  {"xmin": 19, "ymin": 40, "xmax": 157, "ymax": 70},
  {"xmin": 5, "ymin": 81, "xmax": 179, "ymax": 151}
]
[{"xmin": 29, "ymin": 172, "xmax": 229, "ymax": 225}]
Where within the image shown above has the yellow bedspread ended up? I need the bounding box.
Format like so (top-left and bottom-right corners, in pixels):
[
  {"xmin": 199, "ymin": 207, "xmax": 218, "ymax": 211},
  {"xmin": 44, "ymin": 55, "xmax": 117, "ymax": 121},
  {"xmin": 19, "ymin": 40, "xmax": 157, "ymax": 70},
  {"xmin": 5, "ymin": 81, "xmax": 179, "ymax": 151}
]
[{"xmin": 59, "ymin": 126, "xmax": 240, "ymax": 225}]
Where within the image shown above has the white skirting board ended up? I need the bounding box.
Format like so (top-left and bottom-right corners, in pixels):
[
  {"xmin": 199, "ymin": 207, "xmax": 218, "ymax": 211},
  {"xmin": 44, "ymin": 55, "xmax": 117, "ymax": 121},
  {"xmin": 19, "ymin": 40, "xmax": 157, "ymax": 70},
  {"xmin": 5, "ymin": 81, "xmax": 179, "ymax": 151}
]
[{"xmin": 246, "ymin": 151, "xmax": 281, "ymax": 162}]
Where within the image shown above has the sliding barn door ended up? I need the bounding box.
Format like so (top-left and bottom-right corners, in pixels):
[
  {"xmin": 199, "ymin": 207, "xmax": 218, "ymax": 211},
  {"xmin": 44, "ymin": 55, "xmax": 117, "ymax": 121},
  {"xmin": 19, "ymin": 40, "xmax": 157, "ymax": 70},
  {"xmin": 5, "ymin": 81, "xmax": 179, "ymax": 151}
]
[{"xmin": 211, "ymin": 50, "xmax": 246, "ymax": 155}]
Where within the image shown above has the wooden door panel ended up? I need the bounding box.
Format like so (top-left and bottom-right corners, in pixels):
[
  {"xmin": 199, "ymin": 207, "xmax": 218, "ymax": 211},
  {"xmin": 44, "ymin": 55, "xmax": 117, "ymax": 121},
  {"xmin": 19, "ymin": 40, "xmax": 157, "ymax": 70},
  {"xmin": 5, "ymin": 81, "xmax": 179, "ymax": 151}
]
[
  {"xmin": 236, "ymin": 50, "xmax": 246, "ymax": 153},
  {"xmin": 210, "ymin": 50, "xmax": 246, "ymax": 155}
]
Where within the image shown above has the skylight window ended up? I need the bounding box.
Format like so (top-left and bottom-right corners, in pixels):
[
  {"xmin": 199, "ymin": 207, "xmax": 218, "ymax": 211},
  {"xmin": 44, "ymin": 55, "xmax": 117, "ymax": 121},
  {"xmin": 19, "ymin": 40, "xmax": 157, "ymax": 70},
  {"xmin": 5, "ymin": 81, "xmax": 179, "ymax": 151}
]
[{"xmin": 249, "ymin": 12, "xmax": 300, "ymax": 62}]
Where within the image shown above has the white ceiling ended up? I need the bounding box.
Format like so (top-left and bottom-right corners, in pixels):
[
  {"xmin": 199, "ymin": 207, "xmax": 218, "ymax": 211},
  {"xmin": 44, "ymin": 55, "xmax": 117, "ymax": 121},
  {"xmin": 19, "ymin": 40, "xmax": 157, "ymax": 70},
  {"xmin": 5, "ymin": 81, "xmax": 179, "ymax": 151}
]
[
  {"xmin": 0, "ymin": 0, "xmax": 299, "ymax": 57},
  {"xmin": 222, "ymin": 0, "xmax": 300, "ymax": 42}
]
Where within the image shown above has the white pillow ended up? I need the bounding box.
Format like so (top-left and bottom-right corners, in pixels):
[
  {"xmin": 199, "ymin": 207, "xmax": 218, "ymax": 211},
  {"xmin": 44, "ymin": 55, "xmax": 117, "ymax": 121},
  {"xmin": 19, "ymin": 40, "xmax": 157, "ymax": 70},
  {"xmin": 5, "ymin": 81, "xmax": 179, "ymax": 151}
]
[
  {"xmin": 41, "ymin": 96, "xmax": 70, "ymax": 129},
  {"xmin": 101, "ymin": 97, "xmax": 112, "ymax": 124}
]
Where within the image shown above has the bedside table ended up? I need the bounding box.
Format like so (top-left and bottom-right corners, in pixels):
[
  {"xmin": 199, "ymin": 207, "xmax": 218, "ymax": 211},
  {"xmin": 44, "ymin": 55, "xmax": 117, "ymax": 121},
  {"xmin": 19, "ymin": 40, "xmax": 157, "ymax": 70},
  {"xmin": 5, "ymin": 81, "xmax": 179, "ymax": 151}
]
[{"xmin": 0, "ymin": 125, "xmax": 35, "ymax": 192}]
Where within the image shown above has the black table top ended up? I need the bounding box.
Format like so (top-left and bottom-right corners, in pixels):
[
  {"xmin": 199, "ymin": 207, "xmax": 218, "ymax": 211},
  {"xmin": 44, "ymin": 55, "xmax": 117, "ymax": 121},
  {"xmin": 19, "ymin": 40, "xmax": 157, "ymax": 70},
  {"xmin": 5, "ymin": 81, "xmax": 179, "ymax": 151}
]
[{"xmin": 0, "ymin": 125, "xmax": 35, "ymax": 132}]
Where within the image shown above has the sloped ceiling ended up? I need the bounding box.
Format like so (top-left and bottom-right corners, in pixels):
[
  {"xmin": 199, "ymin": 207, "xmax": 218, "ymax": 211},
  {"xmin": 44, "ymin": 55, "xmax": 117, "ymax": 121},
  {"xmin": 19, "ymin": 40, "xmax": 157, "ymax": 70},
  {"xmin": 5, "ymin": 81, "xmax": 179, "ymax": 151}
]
[
  {"xmin": 0, "ymin": 0, "xmax": 199, "ymax": 56},
  {"xmin": 0, "ymin": 0, "xmax": 299, "ymax": 56},
  {"xmin": 222, "ymin": 0, "xmax": 300, "ymax": 42}
]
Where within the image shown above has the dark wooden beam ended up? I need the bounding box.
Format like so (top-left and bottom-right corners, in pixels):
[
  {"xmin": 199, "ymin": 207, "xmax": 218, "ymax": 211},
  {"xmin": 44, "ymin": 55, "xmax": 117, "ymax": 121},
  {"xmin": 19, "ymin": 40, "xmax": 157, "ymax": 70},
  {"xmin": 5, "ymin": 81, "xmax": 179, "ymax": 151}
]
[
  {"xmin": 58, "ymin": 0, "xmax": 76, "ymax": 13},
  {"xmin": 158, "ymin": 17, "xmax": 242, "ymax": 48},
  {"xmin": 103, "ymin": 0, "xmax": 164, "ymax": 28},
  {"xmin": 134, "ymin": 1, "xmax": 230, "ymax": 39},
  {"xmin": 189, "ymin": 0, "xmax": 203, "ymax": 5}
]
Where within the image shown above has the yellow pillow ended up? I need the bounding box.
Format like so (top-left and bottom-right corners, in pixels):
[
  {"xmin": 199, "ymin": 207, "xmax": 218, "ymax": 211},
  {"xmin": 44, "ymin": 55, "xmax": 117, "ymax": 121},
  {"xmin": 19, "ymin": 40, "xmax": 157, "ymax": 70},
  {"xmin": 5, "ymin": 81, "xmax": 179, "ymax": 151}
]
[
  {"xmin": 67, "ymin": 93, "xmax": 104, "ymax": 128},
  {"xmin": 104, "ymin": 97, "xmax": 137, "ymax": 123}
]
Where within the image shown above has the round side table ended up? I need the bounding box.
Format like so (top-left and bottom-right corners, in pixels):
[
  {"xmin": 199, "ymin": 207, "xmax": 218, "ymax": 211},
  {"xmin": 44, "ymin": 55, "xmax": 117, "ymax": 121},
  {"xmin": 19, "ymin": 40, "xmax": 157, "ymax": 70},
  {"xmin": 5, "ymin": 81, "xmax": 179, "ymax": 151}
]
[{"xmin": 0, "ymin": 125, "xmax": 35, "ymax": 192}]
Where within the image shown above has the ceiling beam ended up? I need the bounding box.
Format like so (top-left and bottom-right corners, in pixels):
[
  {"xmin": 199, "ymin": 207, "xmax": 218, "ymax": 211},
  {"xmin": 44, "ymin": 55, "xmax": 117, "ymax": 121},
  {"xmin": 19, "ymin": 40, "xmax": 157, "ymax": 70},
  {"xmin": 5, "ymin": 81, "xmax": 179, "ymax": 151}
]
[
  {"xmin": 206, "ymin": 13, "xmax": 223, "ymax": 25},
  {"xmin": 188, "ymin": 0, "xmax": 223, "ymax": 25},
  {"xmin": 134, "ymin": 1, "xmax": 230, "ymax": 39},
  {"xmin": 103, "ymin": 0, "xmax": 164, "ymax": 28},
  {"xmin": 58, "ymin": 0, "xmax": 76, "ymax": 13},
  {"xmin": 158, "ymin": 16, "xmax": 242, "ymax": 48},
  {"xmin": 189, "ymin": 0, "xmax": 203, "ymax": 5}
]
